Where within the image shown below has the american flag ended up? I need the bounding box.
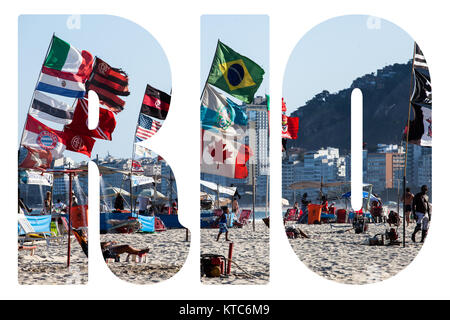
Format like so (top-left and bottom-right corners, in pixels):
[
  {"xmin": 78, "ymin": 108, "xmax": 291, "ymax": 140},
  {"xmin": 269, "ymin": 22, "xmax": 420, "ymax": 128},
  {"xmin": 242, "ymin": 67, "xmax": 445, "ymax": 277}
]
[{"xmin": 135, "ymin": 114, "xmax": 162, "ymax": 142}]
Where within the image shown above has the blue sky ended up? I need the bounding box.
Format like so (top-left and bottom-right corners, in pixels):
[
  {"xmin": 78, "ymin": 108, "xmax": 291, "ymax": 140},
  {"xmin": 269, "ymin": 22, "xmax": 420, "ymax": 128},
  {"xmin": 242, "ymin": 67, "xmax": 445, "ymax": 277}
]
[
  {"xmin": 18, "ymin": 15, "xmax": 171, "ymax": 162},
  {"xmin": 283, "ymin": 15, "xmax": 414, "ymax": 114},
  {"xmin": 201, "ymin": 15, "xmax": 269, "ymax": 99}
]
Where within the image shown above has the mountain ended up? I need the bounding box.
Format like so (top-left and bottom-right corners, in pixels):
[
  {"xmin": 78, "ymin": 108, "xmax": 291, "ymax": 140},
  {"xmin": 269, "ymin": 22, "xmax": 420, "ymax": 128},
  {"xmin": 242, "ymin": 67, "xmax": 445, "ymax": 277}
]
[{"xmin": 287, "ymin": 61, "xmax": 413, "ymax": 153}]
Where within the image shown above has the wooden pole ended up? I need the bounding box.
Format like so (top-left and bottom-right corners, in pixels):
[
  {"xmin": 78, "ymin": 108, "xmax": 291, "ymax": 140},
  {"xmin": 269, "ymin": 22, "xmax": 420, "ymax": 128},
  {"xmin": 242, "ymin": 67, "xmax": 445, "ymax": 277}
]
[
  {"xmin": 265, "ymin": 175, "xmax": 269, "ymax": 218},
  {"xmin": 252, "ymin": 164, "xmax": 256, "ymax": 232},
  {"xmin": 403, "ymin": 43, "xmax": 417, "ymax": 248},
  {"xmin": 67, "ymin": 172, "xmax": 73, "ymax": 268}
]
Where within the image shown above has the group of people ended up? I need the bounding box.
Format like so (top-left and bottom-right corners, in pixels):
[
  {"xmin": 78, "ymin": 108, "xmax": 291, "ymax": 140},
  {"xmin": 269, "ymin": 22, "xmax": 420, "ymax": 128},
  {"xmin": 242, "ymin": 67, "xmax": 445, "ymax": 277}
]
[
  {"xmin": 284, "ymin": 185, "xmax": 431, "ymax": 244},
  {"xmin": 113, "ymin": 193, "xmax": 178, "ymax": 215},
  {"xmin": 402, "ymin": 185, "xmax": 431, "ymax": 243}
]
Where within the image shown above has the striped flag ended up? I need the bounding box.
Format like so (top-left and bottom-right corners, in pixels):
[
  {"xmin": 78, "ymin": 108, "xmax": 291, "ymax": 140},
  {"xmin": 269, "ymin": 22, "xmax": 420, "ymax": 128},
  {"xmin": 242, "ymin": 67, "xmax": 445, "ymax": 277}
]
[
  {"xmin": 86, "ymin": 57, "xmax": 129, "ymax": 113},
  {"xmin": 29, "ymin": 91, "xmax": 74, "ymax": 124},
  {"xmin": 140, "ymin": 84, "xmax": 171, "ymax": 120},
  {"xmin": 36, "ymin": 35, "xmax": 93, "ymax": 98},
  {"xmin": 414, "ymin": 43, "xmax": 428, "ymax": 70},
  {"xmin": 135, "ymin": 114, "xmax": 162, "ymax": 142}
]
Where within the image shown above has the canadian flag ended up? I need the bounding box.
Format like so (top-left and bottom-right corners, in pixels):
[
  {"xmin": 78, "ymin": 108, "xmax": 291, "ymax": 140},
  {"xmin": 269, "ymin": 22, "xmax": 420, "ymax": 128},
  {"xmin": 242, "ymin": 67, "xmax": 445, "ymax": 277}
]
[{"xmin": 200, "ymin": 129, "xmax": 252, "ymax": 179}]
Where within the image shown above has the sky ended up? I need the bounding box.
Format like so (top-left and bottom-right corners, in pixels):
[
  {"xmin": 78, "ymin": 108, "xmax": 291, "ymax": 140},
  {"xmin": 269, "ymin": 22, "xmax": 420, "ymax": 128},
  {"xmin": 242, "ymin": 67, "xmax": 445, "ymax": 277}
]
[
  {"xmin": 201, "ymin": 15, "xmax": 269, "ymax": 100},
  {"xmin": 283, "ymin": 15, "xmax": 415, "ymax": 115},
  {"xmin": 18, "ymin": 15, "xmax": 171, "ymax": 163}
]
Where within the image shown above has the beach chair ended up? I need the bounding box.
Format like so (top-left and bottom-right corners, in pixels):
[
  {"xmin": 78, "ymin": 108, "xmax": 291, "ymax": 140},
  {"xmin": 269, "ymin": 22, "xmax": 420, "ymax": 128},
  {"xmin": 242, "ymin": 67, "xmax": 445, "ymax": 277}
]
[
  {"xmin": 238, "ymin": 210, "xmax": 252, "ymax": 225},
  {"xmin": 60, "ymin": 217, "xmax": 88, "ymax": 257},
  {"xmin": 18, "ymin": 214, "xmax": 57, "ymax": 247}
]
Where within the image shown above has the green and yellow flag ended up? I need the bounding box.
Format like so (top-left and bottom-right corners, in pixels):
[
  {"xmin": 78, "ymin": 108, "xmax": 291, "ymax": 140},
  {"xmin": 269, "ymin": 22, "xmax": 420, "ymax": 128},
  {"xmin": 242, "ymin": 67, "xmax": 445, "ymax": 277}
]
[{"xmin": 207, "ymin": 40, "xmax": 265, "ymax": 104}]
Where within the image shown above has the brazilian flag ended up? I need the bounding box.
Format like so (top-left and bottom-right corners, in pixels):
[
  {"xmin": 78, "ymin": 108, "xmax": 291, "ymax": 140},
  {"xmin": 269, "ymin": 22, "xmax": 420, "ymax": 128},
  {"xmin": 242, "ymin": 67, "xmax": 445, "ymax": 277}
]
[{"xmin": 207, "ymin": 40, "xmax": 265, "ymax": 104}]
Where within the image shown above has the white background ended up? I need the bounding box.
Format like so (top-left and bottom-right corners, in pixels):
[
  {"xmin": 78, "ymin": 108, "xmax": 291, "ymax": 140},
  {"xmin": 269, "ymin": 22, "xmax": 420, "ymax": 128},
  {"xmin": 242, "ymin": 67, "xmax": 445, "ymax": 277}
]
[{"xmin": 1, "ymin": 0, "xmax": 449, "ymax": 300}]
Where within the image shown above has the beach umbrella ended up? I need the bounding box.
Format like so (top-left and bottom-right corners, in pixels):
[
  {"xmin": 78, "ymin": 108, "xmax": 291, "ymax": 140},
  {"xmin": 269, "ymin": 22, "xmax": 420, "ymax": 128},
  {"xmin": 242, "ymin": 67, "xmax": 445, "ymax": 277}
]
[
  {"xmin": 100, "ymin": 187, "xmax": 131, "ymax": 199},
  {"xmin": 341, "ymin": 191, "xmax": 379, "ymax": 202},
  {"xmin": 138, "ymin": 188, "xmax": 167, "ymax": 200}
]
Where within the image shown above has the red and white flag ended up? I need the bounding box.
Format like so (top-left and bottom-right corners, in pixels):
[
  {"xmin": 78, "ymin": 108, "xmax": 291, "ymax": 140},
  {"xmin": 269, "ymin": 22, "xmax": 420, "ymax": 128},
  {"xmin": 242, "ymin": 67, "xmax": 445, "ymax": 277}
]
[
  {"xmin": 200, "ymin": 129, "xmax": 252, "ymax": 179},
  {"xmin": 281, "ymin": 114, "xmax": 299, "ymax": 140},
  {"xmin": 22, "ymin": 115, "xmax": 66, "ymax": 159},
  {"xmin": 61, "ymin": 127, "xmax": 96, "ymax": 157},
  {"xmin": 19, "ymin": 146, "xmax": 53, "ymax": 171},
  {"xmin": 65, "ymin": 98, "xmax": 116, "ymax": 140}
]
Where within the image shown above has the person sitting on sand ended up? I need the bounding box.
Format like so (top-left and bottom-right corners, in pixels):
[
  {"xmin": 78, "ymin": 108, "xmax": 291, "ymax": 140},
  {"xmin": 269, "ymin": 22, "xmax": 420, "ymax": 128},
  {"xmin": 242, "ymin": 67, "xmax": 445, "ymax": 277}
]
[
  {"xmin": 321, "ymin": 195, "xmax": 329, "ymax": 213},
  {"xmin": 216, "ymin": 207, "xmax": 230, "ymax": 241},
  {"xmin": 101, "ymin": 241, "xmax": 150, "ymax": 261}
]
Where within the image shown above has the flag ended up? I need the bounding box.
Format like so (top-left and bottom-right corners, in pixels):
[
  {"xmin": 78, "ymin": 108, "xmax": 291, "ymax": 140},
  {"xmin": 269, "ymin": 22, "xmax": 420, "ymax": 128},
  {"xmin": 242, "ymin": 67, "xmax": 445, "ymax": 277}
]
[
  {"xmin": 135, "ymin": 114, "xmax": 162, "ymax": 142},
  {"xmin": 207, "ymin": 40, "xmax": 265, "ymax": 103},
  {"xmin": 131, "ymin": 160, "xmax": 143, "ymax": 171},
  {"xmin": 86, "ymin": 57, "xmax": 129, "ymax": 113},
  {"xmin": 414, "ymin": 43, "xmax": 428, "ymax": 70},
  {"xmin": 281, "ymin": 114, "xmax": 299, "ymax": 140},
  {"xmin": 18, "ymin": 146, "xmax": 52, "ymax": 171},
  {"xmin": 140, "ymin": 84, "xmax": 171, "ymax": 120},
  {"xmin": 65, "ymin": 98, "xmax": 116, "ymax": 140},
  {"xmin": 411, "ymin": 69, "xmax": 432, "ymax": 105},
  {"xmin": 37, "ymin": 35, "xmax": 93, "ymax": 98},
  {"xmin": 201, "ymin": 129, "xmax": 252, "ymax": 179},
  {"xmin": 407, "ymin": 103, "xmax": 431, "ymax": 147},
  {"xmin": 201, "ymin": 84, "xmax": 248, "ymax": 136},
  {"xmin": 87, "ymin": 57, "xmax": 130, "ymax": 96},
  {"xmin": 22, "ymin": 115, "xmax": 66, "ymax": 159},
  {"xmin": 134, "ymin": 144, "xmax": 152, "ymax": 158},
  {"xmin": 61, "ymin": 127, "xmax": 96, "ymax": 157},
  {"xmin": 29, "ymin": 91, "xmax": 74, "ymax": 124}
]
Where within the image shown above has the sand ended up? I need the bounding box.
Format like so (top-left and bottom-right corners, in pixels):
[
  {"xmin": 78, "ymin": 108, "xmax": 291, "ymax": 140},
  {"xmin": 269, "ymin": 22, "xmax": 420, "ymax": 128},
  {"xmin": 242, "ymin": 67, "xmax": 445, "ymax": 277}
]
[
  {"xmin": 18, "ymin": 229, "xmax": 190, "ymax": 285},
  {"xmin": 201, "ymin": 221, "xmax": 270, "ymax": 285},
  {"xmin": 18, "ymin": 237, "xmax": 88, "ymax": 285},
  {"xmin": 101, "ymin": 229, "xmax": 190, "ymax": 284},
  {"xmin": 286, "ymin": 221, "xmax": 424, "ymax": 284}
]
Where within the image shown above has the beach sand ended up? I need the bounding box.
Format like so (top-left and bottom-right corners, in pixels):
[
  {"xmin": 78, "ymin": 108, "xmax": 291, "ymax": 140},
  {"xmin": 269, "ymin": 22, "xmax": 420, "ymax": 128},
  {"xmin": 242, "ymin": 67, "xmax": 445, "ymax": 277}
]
[
  {"xmin": 201, "ymin": 221, "xmax": 270, "ymax": 285},
  {"xmin": 101, "ymin": 229, "xmax": 190, "ymax": 284},
  {"xmin": 286, "ymin": 221, "xmax": 424, "ymax": 284},
  {"xmin": 18, "ymin": 238, "xmax": 88, "ymax": 285},
  {"xmin": 18, "ymin": 229, "xmax": 190, "ymax": 285}
]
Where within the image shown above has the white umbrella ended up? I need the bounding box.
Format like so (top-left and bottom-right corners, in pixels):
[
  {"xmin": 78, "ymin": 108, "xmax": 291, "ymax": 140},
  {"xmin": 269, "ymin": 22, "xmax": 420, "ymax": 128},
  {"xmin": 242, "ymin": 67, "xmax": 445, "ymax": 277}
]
[
  {"xmin": 138, "ymin": 188, "xmax": 167, "ymax": 200},
  {"xmin": 100, "ymin": 187, "xmax": 131, "ymax": 199}
]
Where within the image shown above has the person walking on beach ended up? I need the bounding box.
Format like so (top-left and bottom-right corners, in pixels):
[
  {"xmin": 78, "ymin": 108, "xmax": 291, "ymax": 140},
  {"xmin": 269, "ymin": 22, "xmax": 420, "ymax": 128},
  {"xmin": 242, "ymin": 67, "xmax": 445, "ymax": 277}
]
[
  {"xmin": 401, "ymin": 187, "xmax": 414, "ymax": 226},
  {"xmin": 216, "ymin": 207, "xmax": 230, "ymax": 241},
  {"xmin": 411, "ymin": 185, "xmax": 431, "ymax": 243}
]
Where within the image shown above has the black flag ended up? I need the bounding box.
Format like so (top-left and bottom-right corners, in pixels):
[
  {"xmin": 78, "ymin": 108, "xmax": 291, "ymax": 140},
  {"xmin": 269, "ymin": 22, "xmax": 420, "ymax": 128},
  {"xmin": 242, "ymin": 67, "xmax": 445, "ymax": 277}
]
[
  {"xmin": 407, "ymin": 103, "xmax": 432, "ymax": 147},
  {"xmin": 414, "ymin": 43, "xmax": 428, "ymax": 70},
  {"xmin": 411, "ymin": 69, "xmax": 432, "ymax": 106}
]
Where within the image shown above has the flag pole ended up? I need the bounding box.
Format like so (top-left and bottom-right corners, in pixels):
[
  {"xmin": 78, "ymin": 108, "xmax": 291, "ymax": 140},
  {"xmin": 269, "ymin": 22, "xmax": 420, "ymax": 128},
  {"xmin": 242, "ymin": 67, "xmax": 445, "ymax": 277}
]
[
  {"xmin": 200, "ymin": 39, "xmax": 220, "ymax": 99},
  {"xmin": 402, "ymin": 42, "xmax": 417, "ymax": 248},
  {"xmin": 18, "ymin": 33, "xmax": 55, "ymax": 153},
  {"xmin": 130, "ymin": 89, "xmax": 144, "ymax": 214}
]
